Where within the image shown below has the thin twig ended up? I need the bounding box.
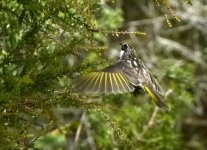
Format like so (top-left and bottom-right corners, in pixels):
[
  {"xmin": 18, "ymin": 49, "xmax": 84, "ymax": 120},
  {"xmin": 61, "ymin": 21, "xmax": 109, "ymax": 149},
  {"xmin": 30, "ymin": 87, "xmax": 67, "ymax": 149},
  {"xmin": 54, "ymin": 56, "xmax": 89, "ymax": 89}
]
[
  {"xmin": 156, "ymin": 36, "xmax": 205, "ymax": 66},
  {"xmin": 73, "ymin": 111, "xmax": 85, "ymax": 149},
  {"xmin": 139, "ymin": 106, "xmax": 160, "ymax": 138},
  {"xmin": 185, "ymin": 118, "xmax": 207, "ymax": 127},
  {"xmin": 83, "ymin": 112, "xmax": 97, "ymax": 150},
  {"xmin": 126, "ymin": 17, "xmax": 164, "ymax": 27},
  {"xmin": 138, "ymin": 89, "xmax": 173, "ymax": 139}
]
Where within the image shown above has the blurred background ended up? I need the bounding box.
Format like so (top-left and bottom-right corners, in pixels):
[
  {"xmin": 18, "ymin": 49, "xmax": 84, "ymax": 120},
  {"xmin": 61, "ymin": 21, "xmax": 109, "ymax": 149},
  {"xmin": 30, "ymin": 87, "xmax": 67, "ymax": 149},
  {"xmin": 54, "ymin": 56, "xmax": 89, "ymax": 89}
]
[{"xmin": 0, "ymin": 0, "xmax": 207, "ymax": 149}]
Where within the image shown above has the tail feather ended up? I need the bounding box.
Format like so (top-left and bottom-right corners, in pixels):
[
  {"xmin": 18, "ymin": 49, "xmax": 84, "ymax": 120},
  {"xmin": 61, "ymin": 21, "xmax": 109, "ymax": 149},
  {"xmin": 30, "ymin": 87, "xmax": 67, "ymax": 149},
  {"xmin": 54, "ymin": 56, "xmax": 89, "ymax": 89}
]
[{"xmin": 144, "ymin": 84, "xmax": 168, "ymax": 109}]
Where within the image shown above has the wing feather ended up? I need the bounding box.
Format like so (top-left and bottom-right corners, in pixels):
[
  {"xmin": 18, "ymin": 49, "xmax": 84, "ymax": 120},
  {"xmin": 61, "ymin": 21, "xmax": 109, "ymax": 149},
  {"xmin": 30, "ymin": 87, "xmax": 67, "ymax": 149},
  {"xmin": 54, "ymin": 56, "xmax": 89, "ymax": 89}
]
[
  {"xmin": 101, "ymin": 73, "xmax": 107, "ymax": 93},
  {"xmin": 115, "ymin": 73, "xmax": 126, "ymax": 93},
  {"xmin": 109, "ymin": 73, "xmax": 114, "ymax": 93},
  {"xmin": 91, "ymin": 72, "xmax": 101, "ymax": 93},
  {"xmin": 118, "ymin": 73, "xmax": 134, "ymax": 92},
  {"xmin": 76, "ymin": 61, "xmax": 135, "ymax": 94},
  {"xmin": 112, "ymin": 73, "xmax": 119, "ymax": 93},
  {"xmin": 76, "ymin": 73, "xmax": 95, "ymax": 91},
  {"xmin": 105, "ymin": 73, "xmax": 112, "ymax": 93},
  {"xmin": 85, "ymin": 72, "xmax": 100, "ymax": 92},
  {"xmin": 104, "ymin": 73, "xmax": 108, "ymax": 93}
]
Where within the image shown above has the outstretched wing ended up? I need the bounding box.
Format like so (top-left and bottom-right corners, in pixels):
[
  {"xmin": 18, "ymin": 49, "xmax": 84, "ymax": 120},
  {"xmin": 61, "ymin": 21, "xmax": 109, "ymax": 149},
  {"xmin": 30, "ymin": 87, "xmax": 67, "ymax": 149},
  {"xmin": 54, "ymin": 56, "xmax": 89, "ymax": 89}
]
[{"xmin": 75, "ymin": 61, "xmax": 134, "ymax": 94}]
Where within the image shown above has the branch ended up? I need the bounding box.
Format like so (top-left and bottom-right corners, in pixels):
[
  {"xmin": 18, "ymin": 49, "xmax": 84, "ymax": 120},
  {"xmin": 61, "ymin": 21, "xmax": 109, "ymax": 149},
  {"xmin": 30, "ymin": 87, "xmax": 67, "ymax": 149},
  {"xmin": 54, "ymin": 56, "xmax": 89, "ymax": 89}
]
[
  {"xmin": 185, "ymin": 118, "xmax": 207, "ymax": 127},
  {"xmin": 73, "ymin": 111, "xmax": 85, "ymax": 149},
  {"xmin": 82, "ymin": 112, "xmax": 97, "ymax": 150},
  {"xmin": 138, "ymin": 89, "xmax": 173, "ymax": 139},
  {"xmin": 156, "ymin": 36, "xmax": 205, "ymax": 66}
]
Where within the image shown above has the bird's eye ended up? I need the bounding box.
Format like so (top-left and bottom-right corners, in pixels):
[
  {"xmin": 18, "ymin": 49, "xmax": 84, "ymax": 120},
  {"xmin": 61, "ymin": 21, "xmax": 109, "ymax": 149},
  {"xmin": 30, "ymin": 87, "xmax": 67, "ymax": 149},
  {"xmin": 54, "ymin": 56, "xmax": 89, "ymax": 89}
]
[
  {"xmin": 123, "ymin": 44, "xmax": 128, "ymax": 48},
  {"xmin": 121, "ymin": 44, "xmax": 128, "ymax": 51}
]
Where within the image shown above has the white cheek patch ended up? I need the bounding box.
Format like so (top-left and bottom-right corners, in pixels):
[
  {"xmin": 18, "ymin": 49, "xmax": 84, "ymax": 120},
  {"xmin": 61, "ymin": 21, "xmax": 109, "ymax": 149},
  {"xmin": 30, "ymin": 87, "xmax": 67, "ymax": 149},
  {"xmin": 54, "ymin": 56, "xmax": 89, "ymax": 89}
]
[{"xmin": 120, "ymin": 50, "xmax": 125, "ymax": 59}]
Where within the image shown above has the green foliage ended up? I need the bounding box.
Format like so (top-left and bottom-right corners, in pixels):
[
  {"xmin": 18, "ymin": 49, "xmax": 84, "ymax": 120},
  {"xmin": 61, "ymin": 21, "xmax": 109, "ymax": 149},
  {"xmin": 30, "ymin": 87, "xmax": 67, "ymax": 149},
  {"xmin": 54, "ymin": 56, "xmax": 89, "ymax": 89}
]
[{"xmin": 97, "ymin": 6, "xmax": 123, "ymax": 29}]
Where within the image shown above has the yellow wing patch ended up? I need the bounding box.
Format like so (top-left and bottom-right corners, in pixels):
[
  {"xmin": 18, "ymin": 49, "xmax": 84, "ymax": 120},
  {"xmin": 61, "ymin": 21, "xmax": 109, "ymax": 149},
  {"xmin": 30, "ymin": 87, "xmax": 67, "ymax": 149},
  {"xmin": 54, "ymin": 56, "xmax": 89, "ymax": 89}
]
[
  {"xmin": 109, "ymin": 73, "xmax": 113, "ymax": 93},
  {"xmin": 104, "ymin": 73, "xmax": 108, "ymax": 93},
  {"xmin": 112, "ymin": 73, "xmax": 119, "ymax": 93},
  {"xmin": 144, "ymin": 86, "xmax": 157, "ymax": 100},
  {"xmin": 76, "ymin": 72, "xmax": 134, "ymax": 94},
  {"xmin": 144, "ymin": 85, "xmax": 168, "ymax": 109}
]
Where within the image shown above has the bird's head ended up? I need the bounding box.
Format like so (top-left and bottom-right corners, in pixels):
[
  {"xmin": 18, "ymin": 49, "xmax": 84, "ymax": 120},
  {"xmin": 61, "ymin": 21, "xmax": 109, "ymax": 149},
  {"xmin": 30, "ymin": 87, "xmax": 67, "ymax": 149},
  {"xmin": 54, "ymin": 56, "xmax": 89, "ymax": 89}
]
[{"xmin": 119, "ymin": 43, "xmax": 137, "ymax": 60}]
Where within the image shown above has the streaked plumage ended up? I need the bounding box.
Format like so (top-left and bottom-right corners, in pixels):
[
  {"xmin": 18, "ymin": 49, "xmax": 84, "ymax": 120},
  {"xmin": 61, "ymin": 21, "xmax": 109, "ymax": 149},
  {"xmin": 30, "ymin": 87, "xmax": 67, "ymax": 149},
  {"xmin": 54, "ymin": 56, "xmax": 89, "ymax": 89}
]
[{"xmin": 76, "ymin": 43, "xmax": 167, "ymax": 109}]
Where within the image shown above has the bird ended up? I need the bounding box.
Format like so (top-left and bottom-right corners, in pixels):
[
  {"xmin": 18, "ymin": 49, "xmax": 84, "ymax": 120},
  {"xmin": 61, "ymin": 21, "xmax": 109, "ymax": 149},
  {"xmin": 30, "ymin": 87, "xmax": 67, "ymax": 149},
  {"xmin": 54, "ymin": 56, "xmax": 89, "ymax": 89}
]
[{"xmin": 75, "ymin": 43, "xmax": 168, "ymax": 109}]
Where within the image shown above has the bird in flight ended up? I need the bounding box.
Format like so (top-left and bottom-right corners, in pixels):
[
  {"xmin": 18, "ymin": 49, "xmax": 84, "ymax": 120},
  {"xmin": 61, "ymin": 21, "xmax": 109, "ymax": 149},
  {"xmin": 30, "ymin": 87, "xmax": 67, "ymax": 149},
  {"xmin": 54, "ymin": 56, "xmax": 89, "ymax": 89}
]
[{"xmin": 76, "ymin": 43, "xmax": 167, "ymax": 109}]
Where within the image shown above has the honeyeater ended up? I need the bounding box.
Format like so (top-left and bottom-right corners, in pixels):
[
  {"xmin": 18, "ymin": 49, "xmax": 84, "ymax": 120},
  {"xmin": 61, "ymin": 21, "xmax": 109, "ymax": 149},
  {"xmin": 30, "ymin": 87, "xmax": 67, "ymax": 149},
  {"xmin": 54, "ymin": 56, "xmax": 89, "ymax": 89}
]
[{"xmin": 76, "ymin": 43, "xmax": 167, "ymax": 109}]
